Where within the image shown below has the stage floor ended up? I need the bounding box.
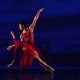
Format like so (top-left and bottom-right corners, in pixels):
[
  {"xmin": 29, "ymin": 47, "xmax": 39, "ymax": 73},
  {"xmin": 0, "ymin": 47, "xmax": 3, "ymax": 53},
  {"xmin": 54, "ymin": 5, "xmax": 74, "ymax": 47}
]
[{"xmin": 0, "ymin": 69, "xmax": 80, "ymax": 80}]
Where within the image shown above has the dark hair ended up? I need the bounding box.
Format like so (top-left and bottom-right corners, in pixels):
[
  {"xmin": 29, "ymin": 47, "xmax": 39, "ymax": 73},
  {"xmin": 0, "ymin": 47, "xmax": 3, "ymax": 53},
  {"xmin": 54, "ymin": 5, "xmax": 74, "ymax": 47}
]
[{"xmin": 19, "ymin": 22, "xmax": 26, "ymax": 27}]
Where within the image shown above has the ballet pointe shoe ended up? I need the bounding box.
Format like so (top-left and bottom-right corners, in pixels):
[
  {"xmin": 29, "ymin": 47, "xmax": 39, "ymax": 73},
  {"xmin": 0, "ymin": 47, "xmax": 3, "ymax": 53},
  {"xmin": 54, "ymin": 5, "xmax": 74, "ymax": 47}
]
[
  {"xmin": 39, "ymin": 63, "xmax": 54, "ymax": 73},
  {"xmin": 45, "ymin": 66, "xmax": 54, "ymax": 73}
]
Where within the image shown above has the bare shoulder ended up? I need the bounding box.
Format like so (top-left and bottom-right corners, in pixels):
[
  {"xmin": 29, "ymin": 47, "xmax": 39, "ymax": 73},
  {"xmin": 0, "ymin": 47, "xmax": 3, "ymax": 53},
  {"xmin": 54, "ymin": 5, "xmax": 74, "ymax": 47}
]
[
  {"xmin": 23, "ymin": 28, "xmax": 28, "ymax": 32},
  {"xmin": 29, "ymin": 27, "xmax": 34, "ymax": 32}
]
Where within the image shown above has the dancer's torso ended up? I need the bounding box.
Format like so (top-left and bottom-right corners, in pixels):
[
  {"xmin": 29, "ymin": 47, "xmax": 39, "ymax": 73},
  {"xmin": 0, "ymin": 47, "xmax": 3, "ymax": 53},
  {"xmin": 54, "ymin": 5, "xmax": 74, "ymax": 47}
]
[
  {"xmin": 21, "ymin": 28, "xmax": 30, "ymax": 42},
  {"xmin": 21, "ymin": 29, "xmax": 34, "ymax": 42}
]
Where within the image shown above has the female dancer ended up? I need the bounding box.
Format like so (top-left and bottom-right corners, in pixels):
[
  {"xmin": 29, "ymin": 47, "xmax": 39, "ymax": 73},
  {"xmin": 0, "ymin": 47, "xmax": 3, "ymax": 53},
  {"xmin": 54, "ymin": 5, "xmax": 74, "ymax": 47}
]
[{"xmin": 7, "ymin": 8, "xmax": 54, "ymax": 72}]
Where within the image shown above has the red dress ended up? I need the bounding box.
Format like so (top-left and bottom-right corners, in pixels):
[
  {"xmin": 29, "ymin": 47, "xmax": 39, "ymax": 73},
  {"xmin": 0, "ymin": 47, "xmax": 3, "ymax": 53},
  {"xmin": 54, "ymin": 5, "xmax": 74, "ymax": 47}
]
[{"xmin": 13, "ymin": 29, "xmax": 47, "ymax": 68}]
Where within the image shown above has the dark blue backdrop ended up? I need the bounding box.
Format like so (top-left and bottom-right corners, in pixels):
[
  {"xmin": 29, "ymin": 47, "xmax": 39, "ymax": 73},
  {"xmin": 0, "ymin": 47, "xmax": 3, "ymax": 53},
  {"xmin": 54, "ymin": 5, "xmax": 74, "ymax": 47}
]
[{"xmin": 0, "ymin": 0, "xmax": 80, "ymax": 69}]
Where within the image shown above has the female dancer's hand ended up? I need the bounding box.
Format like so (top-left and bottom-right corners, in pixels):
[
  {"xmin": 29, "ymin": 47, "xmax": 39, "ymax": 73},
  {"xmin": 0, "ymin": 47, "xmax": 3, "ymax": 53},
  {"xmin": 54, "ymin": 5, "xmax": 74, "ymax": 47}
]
[
  {"xmin": 22, "ymin": 46, "xmax": 26, "ymax": 51},
  {"xmin": 39, "ymin": 8, "xmax": 45, "ymax": 13},
  {"xmin": 10, "ymin": 31, "xmax": 14, "ymax": 36},
  {"xmin": 10, "ymin": 31, "xmax": 15, "ymax": 39},
  {"xmin": 7, "ymin": 63, "xmax": 13, "ymax": 67}
]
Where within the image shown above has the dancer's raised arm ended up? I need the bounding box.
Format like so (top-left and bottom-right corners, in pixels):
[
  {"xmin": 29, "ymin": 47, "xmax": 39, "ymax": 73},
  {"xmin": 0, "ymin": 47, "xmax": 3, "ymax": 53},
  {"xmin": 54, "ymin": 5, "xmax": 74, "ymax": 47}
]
[{"xmin": 29, "ymin": 8, "xmax": 45, "ymax": 32}]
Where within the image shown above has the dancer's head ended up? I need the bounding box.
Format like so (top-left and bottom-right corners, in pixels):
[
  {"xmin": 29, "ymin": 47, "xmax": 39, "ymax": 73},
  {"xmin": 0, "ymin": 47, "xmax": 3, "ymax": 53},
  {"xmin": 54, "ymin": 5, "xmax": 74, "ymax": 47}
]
[{"xmin": 19, "ymin": 22, "xmax": 26, "ymax": 30}]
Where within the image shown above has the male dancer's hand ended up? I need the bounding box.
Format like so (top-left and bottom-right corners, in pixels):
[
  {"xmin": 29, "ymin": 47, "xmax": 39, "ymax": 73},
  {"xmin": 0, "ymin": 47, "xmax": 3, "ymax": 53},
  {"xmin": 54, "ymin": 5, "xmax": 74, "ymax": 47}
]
[{"xmin": 7, "ymin": 45, "xmax": 12, "ymax": 51}]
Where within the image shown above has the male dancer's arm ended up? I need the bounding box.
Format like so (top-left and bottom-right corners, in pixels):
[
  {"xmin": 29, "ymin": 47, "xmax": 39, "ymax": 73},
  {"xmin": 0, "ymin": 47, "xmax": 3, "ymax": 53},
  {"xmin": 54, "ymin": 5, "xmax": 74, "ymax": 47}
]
[{"xmin": 7, "ymin": 44, "xmax": 15, "ymax": 51}]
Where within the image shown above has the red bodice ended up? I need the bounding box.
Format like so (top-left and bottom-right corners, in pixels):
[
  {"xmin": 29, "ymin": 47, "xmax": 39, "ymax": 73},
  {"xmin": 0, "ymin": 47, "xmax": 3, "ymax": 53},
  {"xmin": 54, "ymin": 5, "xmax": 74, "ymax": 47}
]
[{"xmin": 21, "ymin": 29, "xmax": 31, "ymax": 42}]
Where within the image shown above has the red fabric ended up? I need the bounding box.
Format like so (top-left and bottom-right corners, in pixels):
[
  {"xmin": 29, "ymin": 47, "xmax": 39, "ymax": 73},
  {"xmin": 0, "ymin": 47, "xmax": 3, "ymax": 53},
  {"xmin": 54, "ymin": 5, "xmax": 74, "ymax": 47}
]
[
  {"xmin": 13, "ymin": 39, "xmax": 34, "ymax": 68},
  {"xmin": 20, "ymin": 42, "xmax": 34, "ymax": 68},
  {"xmin": 13, "ymin": 39, "xmax": 22, "ymax": 61},
  {"xmin": 13, "ymin": 29, "xmax": 47, "ymax": 68}
]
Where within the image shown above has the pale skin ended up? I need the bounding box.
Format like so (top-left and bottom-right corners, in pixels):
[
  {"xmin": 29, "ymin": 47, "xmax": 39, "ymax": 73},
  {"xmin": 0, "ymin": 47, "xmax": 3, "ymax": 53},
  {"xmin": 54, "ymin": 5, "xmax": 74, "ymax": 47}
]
[{"xmin": 7, "ymin": 8, "xmax": 54, "ymax": 72}]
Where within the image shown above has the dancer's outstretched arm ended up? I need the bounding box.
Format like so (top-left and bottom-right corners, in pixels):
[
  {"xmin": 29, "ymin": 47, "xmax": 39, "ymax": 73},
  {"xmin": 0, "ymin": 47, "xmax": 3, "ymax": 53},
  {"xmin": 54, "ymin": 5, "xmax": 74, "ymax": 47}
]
[
  {"xmin": 29, "ymin": 8, "xmax": 45, "ymax": 32},
  {"xmin": 7, "ymin": 44, "xmax": 15, "ymax": 67},
  {"xmin": 7, "ymin": 44, "xmax": 15, "ymax": 51},
  {"xmin": 7, "ymin": 31, "xmax": 16, "ymax": 67}
]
